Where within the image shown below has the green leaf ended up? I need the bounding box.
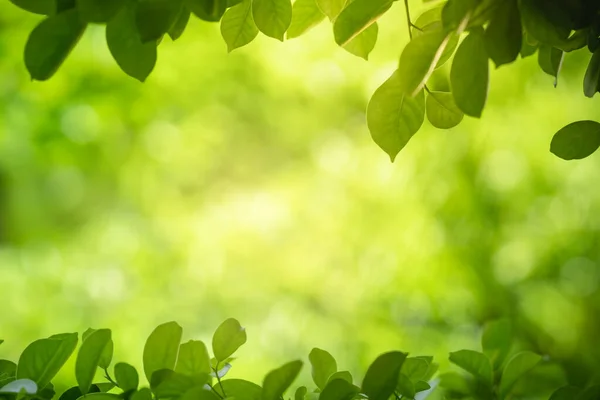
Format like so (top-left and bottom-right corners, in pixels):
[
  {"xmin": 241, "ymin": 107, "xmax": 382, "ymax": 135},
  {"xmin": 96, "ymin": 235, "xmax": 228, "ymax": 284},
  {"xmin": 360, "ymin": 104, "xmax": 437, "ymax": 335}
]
[
  {"xmin": 114, "ymin": 363, "xmax": 139, "ymax": 392},
  {"xmin": 9, "ymin": 0, "xmax": 53, "ymax": 14},
  {"xmin": 76, "ymin": 329, "xmax": 112, "ymax": 395},
  {"xmin": 333, "ymin": 0, "xmax": 392, "ymax": 46},
  {"xmin": 341, "ymin": 23, "xmax": 377, "ymax": 60},
  {"xmin": 74, "ymin": 393, "xmax": 121, "ymax": 400},
  {"xmin": 320, "ymin": 379, "xmax": 359, "ymax": 400},
  {"xmin": 294, "ymin": 386, "xmax": 307, "ymax": 400},
  {"xmin": 287, "ymin": 0, "xmax": 325, "ymax": 39},
  {"xmin": 131, "ymin": 388, "xmax": 154, "ymax": 400},
  {"xmin": 481, "ymin": 319, "xmax": 512, "ymax": 370},
  {"xmin": 135, "ymin": 0, "xmax": 184, "ymax": 42},
  {"xmin": 549, "ymin": 386, "xmax": 582, "ymax": 400},
  {"xmin": 538, "ymin": 45, "xmax": 564, "ymax": 87},
  {"xmin": 520, "ymin": 33, "xmax": 538, "ymax": 58},
  {"xmin": 361, "ymin": 351, "xmax": 407, "ymax": 400},
  {"xmin": 95, "ymin": 383, "xmax": 115, "ymax": 392},
  {"xmin": 175, "ymin": 341, "xmax": 211, "ymax": 377},
  {"xmin": 180, "ymin": 386, "xmax": 220, "ymax": 400},
  {"xmin": 76, "ymin": 0, "xmax": 124, "ymax": 23},
  {"xmin": 309, "ymin": 348, "xmax": 337, "ymax": 390},
  {"xmin": 484, "ymin": 0, "xmax": 521, "ymax": 67},
  {"xmin": 315, "ymin": 0, "xmax": 346, "ymax": 20},
  {"xmin": 211, "ymin": 363, "xmax": 232, "ymax": 378},
  {"xmin": 499, "ymin": 351, "xmax": 541, "ymax": 397},
  {"xmin": 261, "ymin": 360, "xmax": 303, "ymax": 400},
  {"xmin": 401, "ymin": 358, "xmax": 429, "ymax": 382},
  {"xmin": 450, "ymin": 28, "xmax": 489, "ymax": 118},
  {"xmin": 24, "ymin": 9, "xmax": 86, "ymax": 81},
  {"xmin": 0, "ymin": 379, "xmax": 37, "ymax": 394},
  {"xmin": 106, "ymin": 2, "xmax": 157, "ymax": 82},
  {"xmin": 366, "ymin": 70, "xmax": 426, "ymax": 162},
  {"xmin": 438, "ymin": 372, "xmax": 470, "ymax": 395},
  {"xmin": 168, "ymin": 6, "xmax": 191, "ymax": 40},
  {"xmin": 151, "ymin": 370, "xmax": 202, "ymax": 398},
  {"xmin": 426, "ymin": 90, "xmax": 463, "ymax": 129},
  {"xmin": 441, "ymin": 0, "xmax": 479, "ymax": 30},
  {"xmin": 185, "ymin": 0, "xmax": 227, "ymax": 21},
  {"xmin": 212, "ymin": 318, "xmax": 247, "ymax": 362},
  {"xmin": 327, "ymin": 371, "xmax": 352, "ymax": 385},
  {"xmin": 17, "ymin": 333, "xmax": 78, "ymax": 389},
  {"xmin": 81, "ymin": 329, "xmax": 113, "ymax": 369},
  {"xmin": 577, "ymin": 385, "xmax": 600, "ymax": 400},
  {"xmin": 58, "ymin": 385, "xmax": 101, "ymax": 400},
  {"xmin": 584, "ymin": 48, "xmax": 600, "ymax": 98},
  {"xmin": 0, "ymin": 361, "xmax": 17, "ymax": 378},
  {"xmin": 550, "ymin": 120, "xmax": 600, "ymax": 160},
  {"xmin": 252, "ymin": 0, "xmax": 292, "ymax": 41},
  {"xmin": 143, "ymin": 322, "xmax": 183, "ymax": 382},
  {"xmin": 396, "ymin": 374, "xmax": 414, "ymax": 399},
  {"xmin": 519, "ymin": 0, "xmax": 569, "ymax": 47},
  {"xmin": 220, "ymin": 0, "xmax": 259, "ymax": 52},
  {"xmin": 448, "ymin": 350, "xmax": 492, "ymax": 385},
  {"xmin": 414, "ymin": 381, "xmax": 431, "ymax": 393},
  {"xmin": 214, "ymin": 379, "xmax": 262, "ymax": 400}
]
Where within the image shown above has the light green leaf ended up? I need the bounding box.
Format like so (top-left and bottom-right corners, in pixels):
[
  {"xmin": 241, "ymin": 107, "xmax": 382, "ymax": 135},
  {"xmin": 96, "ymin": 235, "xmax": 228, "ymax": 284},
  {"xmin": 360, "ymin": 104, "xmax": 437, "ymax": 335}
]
[
  {"xmin": 481, "ymin": 319, "xmax": 512, "ymax": 370},
  {"xmin": 327, "ymin": 371, "xmax": 352, "ymax": 385},
  {"xmin": 212, "ymin": 318, "xmax": 247, "ymax": 362},
  {"xmin": 81, "ymin": 329, "xmax": 113, "ymax": 369},
  {"xmin": 426, "ymin": 91, "xmax": 463, "ymax": 129},
  {"xmin": 143, "ymin": 322, "xmax": 183, "ymax": 382},
  {"xmin": 114, "ymin": 363, "xmax": 139, "ymax": 392},
  {"xmin": 261, "ymin": 360, "xmax": 303, "ymax": 400},
  {"xmin": 131, "ymin": 388, "xmax": 153, "ymax": 400},
  {"xmin": 0, "ymin": 379, "xmax": 37, "ymax": 394},
  {"xmin": 24, "ymin": 9, "xmax": 86, "ymax": 81},
  {"xmin": 252, "ymin": 0, "xmax": 293, "ymax": 40},
  {"xmin": 401, "ymin": 357, "xmax": 429, "ymax": 382},
  {"xmin": 584, "ymin": 48, "xmax": 600, "ymax": 98},
  {"xmin": 320, "ymin": 379, "xmax": 359, "ymax": 400},
  {"xmin": 450, "ymin": 29, "xmax": 489, "ymax": 118},
  {"xmin": 168, "ymin": 6, "xmax": 191, "ymax": 40},
  {"xmin": 76, "ymin": 0, "xmax": 124, "ymax": 23},
  {"xmin": 135, "ymin": 0, "xmax": 184, "ymax": 43},
  {"xmin": 220, "ymin": 0, "xmax": 259, "ymax": 52},
  {"xmin": 361, "ymin": 351, "xmax": 407, "ymax": 400},
  {"xmin": 499, "ymin": 351, "xmax": 541, "ymax": 397},
  {"xmin": 175, "ymin": 340, "xmax": 211, "ymax": 377},
  {"xmin": 484, "ymin": 0, "xmax": 521, "ymax": 67},
  {"xmin": 287, "ymin": 0, "xmax": 325, "ymax": 39},
  {"xmin": 366, "ymin": 70, "xmax": 426, "ymax": 161},
  {"xmin": 180, "ymin": 386, "xmax": 220, "ymax": 400},
  {"xmin": 309, "ymin": 348, "xmax": 337, "ymax": 390},
  {"xmin": 214, "ymin": 379, "xmax": 262, "ymax": 400},
  {"xmin": 17, "ymin": 333, "xmax": 78, "ymax": 389},
  {"xmin": 315, "ymin": 0, "xmax": 346, "ymax": 20},
  {"xmin": 550, "ymin": 121, "xmax": 600, "ymax": 160},
  {"xmin": 342, "ymin": 23, "xmax": 377, "ymax": 60},
  {"xmin": 294, "ymin": 386, "xmax": 307, "ymax": 400},
  {"xmin": 106, "ymin": 3, "xmax": 157, "ymax": 82},
  {"xmin": 185, "ymin": 0, "xmax": 227, "ymax": 21},
  {"xmin": 76, "ymin": 329, "xmax": 112, "ymax": 395},
  {"xmin": 333, "ymin": 0, "xmax": 392, "ymax": 46},
  {"xmin": 448, "ymin": 350, "xmax": 492, "ymax": 385}
]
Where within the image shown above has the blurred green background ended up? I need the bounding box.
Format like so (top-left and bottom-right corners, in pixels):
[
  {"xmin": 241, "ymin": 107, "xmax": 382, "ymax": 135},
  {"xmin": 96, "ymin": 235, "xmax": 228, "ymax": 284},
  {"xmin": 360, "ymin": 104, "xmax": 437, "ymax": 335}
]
[{"xmin": 2, "ymin": 0, "xmax": 600, "ymax": 394}]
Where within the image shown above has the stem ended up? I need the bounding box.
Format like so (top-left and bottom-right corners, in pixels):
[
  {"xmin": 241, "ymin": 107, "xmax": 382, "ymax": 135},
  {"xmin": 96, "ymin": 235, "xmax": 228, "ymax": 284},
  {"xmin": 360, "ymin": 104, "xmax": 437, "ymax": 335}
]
[
  {"xmin": 214, "ymin": 362, "xmax": 227, "ymax": 398},
  {"xmin": 103, "ymin": 368, "xmax": 120, "ymax": 388},
  {"xmin": 424, "ymin": 85, "xmax": 432, "ymax": 94},
  {"xmin": 403, "ymin": 0, "xmax": 413, "ymax": 39},
  {"xmin": 207, "ymin": 383, "xmax": 224, "ymax": 400}
]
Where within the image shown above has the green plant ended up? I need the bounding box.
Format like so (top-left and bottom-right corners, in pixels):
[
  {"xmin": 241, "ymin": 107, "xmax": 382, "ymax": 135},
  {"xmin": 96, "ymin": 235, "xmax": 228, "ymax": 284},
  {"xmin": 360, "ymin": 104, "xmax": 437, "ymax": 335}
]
[
  {"xmin": 8, "ymin": 0, "xmax": 600, "ymax": 162},
  {"xmin": 0, "ymin": 318, "xmax": 596, "ymax": 400}
]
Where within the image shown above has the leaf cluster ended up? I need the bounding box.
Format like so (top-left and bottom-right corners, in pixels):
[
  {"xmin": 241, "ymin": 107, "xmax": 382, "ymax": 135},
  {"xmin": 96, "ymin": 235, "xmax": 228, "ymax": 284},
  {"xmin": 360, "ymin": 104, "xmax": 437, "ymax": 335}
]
[{"xmin": 0, "ymin": 318, "xmax": 597, "ymax": 400}]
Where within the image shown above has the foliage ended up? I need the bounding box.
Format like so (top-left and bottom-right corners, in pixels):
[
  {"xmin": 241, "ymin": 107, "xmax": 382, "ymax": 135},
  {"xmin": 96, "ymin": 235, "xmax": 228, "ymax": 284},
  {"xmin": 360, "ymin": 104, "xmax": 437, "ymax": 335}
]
[
  {"xmin": 7, "ymin": 0, "xmax": 600, "ymax": 161},
  {"xmin": 0, "ymin": 318, "xmax": 598, "ymax": 400}
]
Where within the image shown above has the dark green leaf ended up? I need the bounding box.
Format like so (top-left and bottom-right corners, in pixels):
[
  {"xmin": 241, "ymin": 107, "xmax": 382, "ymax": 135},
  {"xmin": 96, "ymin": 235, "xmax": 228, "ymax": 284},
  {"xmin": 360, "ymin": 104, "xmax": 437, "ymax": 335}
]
[
  {"xmin": 294, "ymin": 386, "xmax": 307, "ymax": 400},
  {"xmin": 520, "ymin": 0, "xmax": 570, "ymax": 47},
  {"xmin": 441, "ymin": 0, "xmax": 479, "ymax": 30},
  {"xmin": 76, "ymin": 329, "xmax": 112, "ymax": 395},
  {"xmin": 9, "ymin": 0, "xmax": 53, "ymax": 15},
  {"xmin": 252, "ymin": 0, "xmax": 293, "ymax": 41},
  {"xmin": 220, "ymin": 0, "xmax": 259, "ymax": 52},
  {"xmin": 499, "ymin": 351, "xmax": 541, "ymax": 397},
  {"xmin": 401, "ymin": 358, "xmax": 429, "ymax": 382},
  {"xmin": 584, "ymin": 48, "xmax": 600, "ymax": 98},
  {"xmin": 168, "ymin": 6, "xmax": 191, "ymax": 40},
  {"xmin": 261, "ymin": 360, "xmax": 303, "ymax": 400},
  {"xmin": 484, "ymin": 0, "xmax": 521, "ymax": 67},
  {"xmin": 550, "ymin": 121, "xmax": 600, "ymax": 160},
  {"xmin": 426, "ymin": 91, "xmax": 463, "ymax": 129},
  {"xmin": 361, "ymin": 351, "xmax": 407, "ymax": 400},
  {"xmin": 448, "ymin": 350, "xmax": 492, "ymax": 385},
  {"xmin": 333, "ymin": 0, "xmax": 392, "ymax": 46},
  {"xmin": 186, "ymin": 0, "xmax": 227, "ymax": 22},
  {"xmin": 74, "ymin": 393, "xmax": 121, "ymax": 400},
  {"xmin": 24, "ymin": 9, "xmax": 86, "ymax": 81},
  {"xmin": 180, "ymin": 387, "xmax": 220, "ymax": 400},
  {"xmin": 437, "ymin": 372, "xmax": 470, "ymax": 395},
  {"xmin": 320, "ymin": 379, "xmax": 359, "ymax": 400},
  {"xmin": 414, "ymin": 381, "xmax": 431, "ymax": 393},
  {"xmin": 212, "ymin": 318, "xmax": 247, "ymax": 362},
  {"xmin": 0, "ymin": 362, "xmax": 16, "ymax": 379},
  {"xmin": 76, "ymin": 0, "xmax": 124, "ymax": 23},
  {"xmin": 17, "ymin": 333, "xmax": 78, "ymax": 389},
  {"xmin": 130, "ymin": 388, "xmax": 153, "ymax": 400},
  {"xmin": 309, "ymin": 348, "xmax": 337, "ymax": 390},
  {"xmin": 151, "ymin": 370, "xmax": 204, "ymax": 398},
  {"xmin": 214, "ymin": 379, "xmax": 262, "ymax": 400},
  {"xmin": 287, "ymin": 0, "xmax": 325, "ymax": 39},
  {"xmin": 143, "ymin": 322, "xmax": 183, "ymax": 383},
  {"xmin": 538, "ymin": 45, "xmax": 564, "ymax": 87},
  {"xmin": 366, "ymin": 70, "xmax": 426, "ymax": 161},
  {"xmin": 549, "ymin": 386, "xmax": 582, "ymax": 400},
  {"xmin": 396, "ymin": 374, "xmax": 414, "ymax": 399},
  {"xmin": 94, "ymin": 383, "xmax": 115, "ymax": 392},
  {"xmin": 114, "ymin": 363, "xmax": 139, "ymax": 392},
  {"xmin": 58, "ymin": 385, "xmax": 100, "ymax": 400},
  {"xmin": 520, "ymin": 33, "xmax": 538, "ymax": 58},
  {"xmin": 135, "ymin": 0, "xmax": 184, "ymax": 42},
  {"xmin": 481, "ymin": 319, "xmax": 511, "ymax": 370},
  {"xmin": 450, "ymin": 29, "xmax": 489, "ymax": 118},
  {"xmin": 106, "ymin": 2, "xmax": 157, "ymax": 82},
  {"xmin": 578, "ymin": 385, "xmax": 600, "ymax": 400},
  {"xmin": 327, "ymin": 371, "xmax": 352, "ymax": 385},
  {"xmin": 175, "ymin": 341, "xmax": 211, "ymax": 377}
]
